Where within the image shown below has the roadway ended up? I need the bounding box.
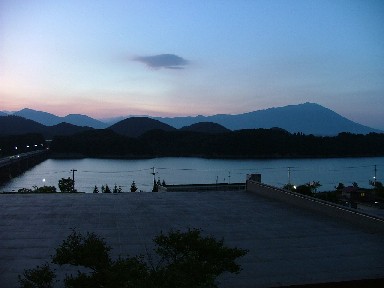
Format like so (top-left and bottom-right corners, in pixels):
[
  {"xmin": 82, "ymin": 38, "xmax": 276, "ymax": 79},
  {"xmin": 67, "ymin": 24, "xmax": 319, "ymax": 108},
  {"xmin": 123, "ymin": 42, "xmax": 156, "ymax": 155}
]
[{"xmin": 0, "ymin": 150, "xmax": 47, "ymax": 168}]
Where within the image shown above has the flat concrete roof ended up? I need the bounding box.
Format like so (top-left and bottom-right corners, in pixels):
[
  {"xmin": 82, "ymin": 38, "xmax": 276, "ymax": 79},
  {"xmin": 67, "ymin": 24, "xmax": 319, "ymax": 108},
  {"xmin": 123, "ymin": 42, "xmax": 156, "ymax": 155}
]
[{"xmin": 1, "ymin": 191, "xmax": 383, "ymax": 287}]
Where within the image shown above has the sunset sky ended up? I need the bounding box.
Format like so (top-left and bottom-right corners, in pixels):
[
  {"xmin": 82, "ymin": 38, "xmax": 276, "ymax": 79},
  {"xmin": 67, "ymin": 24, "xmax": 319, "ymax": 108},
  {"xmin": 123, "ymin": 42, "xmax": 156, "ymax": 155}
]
[{"xmin": 1, "ymin": 0, "xmax": 383, "ymax": 129}]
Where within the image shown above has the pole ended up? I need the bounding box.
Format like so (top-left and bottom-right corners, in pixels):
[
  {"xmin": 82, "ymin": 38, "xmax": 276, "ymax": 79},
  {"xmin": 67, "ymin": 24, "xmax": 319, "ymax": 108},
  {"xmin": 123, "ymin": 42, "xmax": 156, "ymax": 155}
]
[
  {"xmin": 152, "ymin": 167, "xmax": 156, "ymax": 181},
  {"xmin": 374, "ymin": 164, "xmax": 377, "ymax": 187},
  {"xmin": 71, "ymin": 169, "xmax": 77, "ymax": 192},
  {"xmin": 288, "ymin": 167, "xmax": 292, "ymax": 185},
  {"xmin": 151, "ymin": 167, "xmax": 156, "ymax": 192}
]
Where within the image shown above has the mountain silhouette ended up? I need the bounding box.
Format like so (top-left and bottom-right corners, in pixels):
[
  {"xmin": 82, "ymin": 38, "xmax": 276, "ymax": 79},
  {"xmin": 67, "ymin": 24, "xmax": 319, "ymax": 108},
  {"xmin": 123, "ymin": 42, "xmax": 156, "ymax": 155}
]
[
  {"xmin": 45, "ymin": 123, "xmax": 93, "ymax": 137},
  {"xmin": 0, "ymin": 115, "xmax": 46, "ymax": 135},
  {"xmin": 14, "ymin": 108, "xmax": 60, "ymax": 126},
  {"xmin": 180, "ymin": 122, "xmax": 230, "ymax": 134},
  {"xmin": 13, "ymin": 108, "xmax": 107, "ymax": 129},
  {"xmin": 0, "ymin": 115, "xmax": 92, "ymax": 138},
  {"xmin": 108, "ymin": 117, "xmax": 176, "ymax": 137},
  {"xmin": 62, "ymin": 114, "xmax": 107, "ymax": 129},
  {"xmin": 3, "ymin": 103, "xmax": 382, "ymax": 135},
  {"xmin": 155, "ymin": 103, "xmax": 382, "ymax": 135}
]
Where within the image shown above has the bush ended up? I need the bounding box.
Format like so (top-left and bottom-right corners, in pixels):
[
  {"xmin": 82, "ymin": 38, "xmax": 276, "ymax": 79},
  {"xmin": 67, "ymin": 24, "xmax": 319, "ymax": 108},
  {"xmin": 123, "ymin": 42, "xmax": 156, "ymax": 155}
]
[
  {"xmin": 17, "ymin": 188, "xmax": 33, "ymax": 193},
  {"xmin": 33, "ymin": 186, "xmax": 57, "ymax": 193}
]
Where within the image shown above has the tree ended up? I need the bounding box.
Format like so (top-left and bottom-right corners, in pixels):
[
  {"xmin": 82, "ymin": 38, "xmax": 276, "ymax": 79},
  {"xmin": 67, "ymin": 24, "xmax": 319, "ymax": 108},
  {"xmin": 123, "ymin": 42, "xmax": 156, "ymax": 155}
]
[
  {"xmin": 283, "ymin": 183, "xmax": 296, "ymax": 192},
  {"xmin": 19, "ymin": 229, "xmax": 248, "ymax": 288},
  {"xmin": 306, "ymin": 181, "xmax": 321, "ymax": 193},
  {"xmin": 369, "ymin": 180, "xmax": 383, "ymax": 190},
  {"xmin": 152, "ymin": 228, "xmax": 248, "ymax": 288},
  {"xmin": 58, "ymin": 177, "xmax": 75, "ymax": 193},
  {"xmin": 335, "ymin": 182, "xmax": 345, "ymax": 191},
  {"xmin": 93, "ymin": 186, "xmax": 99, "ymax": 193},
  {"xmin": 112, "ymin": 184, "xmax": 123, "ymax": 193},
  {"xmin": 104, "ymin": 184, "xmax": 111, "ymax": 193},
  {"xmin": 296, "ymin": 184, "xmax": 312, "ymax": 196},
  {"xmin": 130, "ymin": 181, "xmax": 138, "ymax": 192},
  {"xmin": 18, "ymin": 263, "xmax": 55, "ymax": 288},
  {"xmin": 113, "ymin": 184, "xmax": 118, "ymax": 193},
  {"xmin": 52, "ymin": 230, "xmax": 113, "ymax": 287}
]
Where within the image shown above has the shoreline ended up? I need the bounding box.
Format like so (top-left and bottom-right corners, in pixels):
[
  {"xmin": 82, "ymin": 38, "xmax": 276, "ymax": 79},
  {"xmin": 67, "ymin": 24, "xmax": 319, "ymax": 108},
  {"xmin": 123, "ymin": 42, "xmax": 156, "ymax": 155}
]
[{"xmin": 49, "ymin": 152, "xmax": 384, "ymax": 160}]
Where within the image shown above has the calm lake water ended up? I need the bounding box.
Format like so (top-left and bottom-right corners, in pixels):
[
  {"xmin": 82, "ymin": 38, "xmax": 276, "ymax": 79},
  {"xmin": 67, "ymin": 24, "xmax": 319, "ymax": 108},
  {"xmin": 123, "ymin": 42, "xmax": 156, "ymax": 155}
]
[{"xmin": 1, "ymin": 157, "xmax": 383, "ymax": 193}]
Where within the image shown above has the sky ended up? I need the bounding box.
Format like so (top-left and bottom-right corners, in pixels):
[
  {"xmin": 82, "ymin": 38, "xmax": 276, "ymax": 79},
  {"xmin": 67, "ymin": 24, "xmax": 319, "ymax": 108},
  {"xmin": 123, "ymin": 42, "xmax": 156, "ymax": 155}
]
[{"xmin": 1, "ymin": 0, "xmax": 383, "ymax": 129}]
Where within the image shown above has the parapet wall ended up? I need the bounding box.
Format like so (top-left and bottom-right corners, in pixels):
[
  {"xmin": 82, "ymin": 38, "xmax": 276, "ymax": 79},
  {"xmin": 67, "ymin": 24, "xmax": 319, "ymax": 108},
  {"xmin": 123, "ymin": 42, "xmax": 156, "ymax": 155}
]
[
  {"xmin": 246, "ymin": 180, "xmax": 384, "ymax": 233},
  {"xmin": 165, "ymin": 183, "xmax": 245, "ymax": 192}
]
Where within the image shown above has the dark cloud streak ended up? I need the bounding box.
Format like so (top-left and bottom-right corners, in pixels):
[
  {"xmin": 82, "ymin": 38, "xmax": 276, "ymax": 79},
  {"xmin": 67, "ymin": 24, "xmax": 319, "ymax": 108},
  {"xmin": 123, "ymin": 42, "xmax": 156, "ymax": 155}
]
[{"xmin": 134, "ymin": 54, "xmax": 189, "ymax": 69}]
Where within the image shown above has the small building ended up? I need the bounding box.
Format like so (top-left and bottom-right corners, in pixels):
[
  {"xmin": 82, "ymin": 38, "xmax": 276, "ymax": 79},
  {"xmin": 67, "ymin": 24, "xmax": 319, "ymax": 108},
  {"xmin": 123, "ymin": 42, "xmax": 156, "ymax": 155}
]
[
  {"xmin": 247, "ymin": 173, "xmax": 261, "ymax": 183},
  {"xmin": 342, "ymin": 186, "xmax": 373, "ymax": 202}
]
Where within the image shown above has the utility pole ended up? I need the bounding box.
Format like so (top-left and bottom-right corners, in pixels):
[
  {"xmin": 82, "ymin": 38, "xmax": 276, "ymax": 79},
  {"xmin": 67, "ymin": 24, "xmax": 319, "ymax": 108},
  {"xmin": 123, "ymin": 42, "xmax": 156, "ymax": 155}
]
[
  {"xmin": 151, "ymin": 167, "xmax": 157, "ymax": 192},
  {"xmin": 287, "ymin": 167, "xmax": 293, "ymax": 185},
  {"xmin": 71, "ymin": 169, "xmax": 77, "ymax": 192},
  {"xmin": 151, "ymin": 167, "xmax": 156, "ymax": 182}
]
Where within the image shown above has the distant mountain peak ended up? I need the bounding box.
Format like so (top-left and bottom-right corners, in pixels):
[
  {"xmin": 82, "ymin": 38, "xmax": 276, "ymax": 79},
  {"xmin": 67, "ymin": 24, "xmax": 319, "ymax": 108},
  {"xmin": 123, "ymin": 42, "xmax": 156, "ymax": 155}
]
[
  {"xmin": 180, "ymin": 122, "xmax": 231, "ymax": 134},
  {"xmin": 109, "ymin": 117, "xmax": 176, "ymax": 137},
  {"xmin": 12, "ymin": 108, "xmax": 107, "ymax": 129},
  {"xmin": 0, "ymin": 115, "xmax": 92, "ymax": 137},
  {"xmin": 155, "ymin": 103, "xmax": 382, "ymax": 135}
]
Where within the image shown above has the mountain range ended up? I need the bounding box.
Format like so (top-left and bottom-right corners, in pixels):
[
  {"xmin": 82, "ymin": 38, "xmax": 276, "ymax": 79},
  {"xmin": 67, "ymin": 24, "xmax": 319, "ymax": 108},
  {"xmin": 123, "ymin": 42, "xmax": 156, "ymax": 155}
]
[
  {"xmin": 1, "ymin": 103, "xmax": 382, "ymax": 136},
  {"xmin": 0, "ymin": 116, "xmax": 92, "ymax": 138},
  {"xmin": 8, "ymin": 108, "xmax": 107, "ymax": 129}
]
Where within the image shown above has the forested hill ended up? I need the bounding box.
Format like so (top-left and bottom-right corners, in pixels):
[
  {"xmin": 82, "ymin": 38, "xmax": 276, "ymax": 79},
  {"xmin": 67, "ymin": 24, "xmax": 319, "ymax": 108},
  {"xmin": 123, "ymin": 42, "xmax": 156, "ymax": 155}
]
[{"xmin": 50, "ymin": 128, "xmax": 384, "ymax": 158}]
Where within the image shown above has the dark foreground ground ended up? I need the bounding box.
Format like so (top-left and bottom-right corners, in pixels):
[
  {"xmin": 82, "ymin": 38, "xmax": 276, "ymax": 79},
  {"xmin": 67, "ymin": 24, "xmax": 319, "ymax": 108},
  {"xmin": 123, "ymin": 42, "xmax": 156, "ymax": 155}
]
[
  {"xmin": 279, "ymin": 278, "xmax": 384, "ymax": 287},
  {"xmin": 0, "ymin": 191, "xmax": 383, "ymax": 287}
]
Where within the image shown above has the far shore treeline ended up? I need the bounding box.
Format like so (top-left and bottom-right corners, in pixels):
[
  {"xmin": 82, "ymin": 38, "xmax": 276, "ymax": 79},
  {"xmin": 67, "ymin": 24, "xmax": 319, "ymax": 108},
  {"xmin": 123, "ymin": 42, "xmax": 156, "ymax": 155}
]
[
  {"xmin": 2, "ymin": 129, "xmax": 384, "ymax": 159},
  {"xmin": 47, "ymin": 129, "xmax": 384, "ymax": 158}
]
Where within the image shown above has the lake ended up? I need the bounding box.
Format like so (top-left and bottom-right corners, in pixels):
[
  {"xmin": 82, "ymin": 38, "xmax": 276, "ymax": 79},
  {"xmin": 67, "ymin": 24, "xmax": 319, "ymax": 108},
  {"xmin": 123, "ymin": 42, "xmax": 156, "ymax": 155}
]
[{"xmin": 0, "ymin": 157, "xmax": 383, "ymax": 192}]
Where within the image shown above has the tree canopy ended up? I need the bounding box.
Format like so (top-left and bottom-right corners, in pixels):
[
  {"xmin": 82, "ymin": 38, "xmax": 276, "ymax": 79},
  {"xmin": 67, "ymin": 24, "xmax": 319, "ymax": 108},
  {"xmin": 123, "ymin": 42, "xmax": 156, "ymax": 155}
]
[
  {"xmin": 50, "ymin": 129, "xmax": 384, "ymax": 158},
  {"xmin": 19, "ymin": 229, "xmax": 248, "ymax": 288}
]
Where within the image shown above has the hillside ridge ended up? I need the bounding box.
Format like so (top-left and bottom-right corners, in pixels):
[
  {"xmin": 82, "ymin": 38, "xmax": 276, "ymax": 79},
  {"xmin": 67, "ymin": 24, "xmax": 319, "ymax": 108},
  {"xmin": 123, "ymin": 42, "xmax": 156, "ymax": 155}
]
[{"xmin": 2, "ymin": 103, "xmax": 382, "ymax": 136}]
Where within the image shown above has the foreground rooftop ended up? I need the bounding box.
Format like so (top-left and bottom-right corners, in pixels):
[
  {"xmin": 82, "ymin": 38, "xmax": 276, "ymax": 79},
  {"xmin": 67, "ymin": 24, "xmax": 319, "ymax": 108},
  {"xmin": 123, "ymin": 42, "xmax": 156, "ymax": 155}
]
[{"xmin": 0, "ymin": 191, "xmax": 383, "ymax": 287}]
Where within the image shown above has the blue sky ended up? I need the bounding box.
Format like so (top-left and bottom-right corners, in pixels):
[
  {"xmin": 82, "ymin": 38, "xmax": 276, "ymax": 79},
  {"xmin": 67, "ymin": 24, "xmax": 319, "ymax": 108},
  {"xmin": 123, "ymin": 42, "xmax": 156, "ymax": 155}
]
[{"xmin": 1, "ymin": 0, "xmax": 383, "ymax": 129}]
